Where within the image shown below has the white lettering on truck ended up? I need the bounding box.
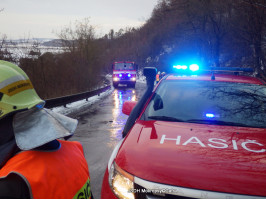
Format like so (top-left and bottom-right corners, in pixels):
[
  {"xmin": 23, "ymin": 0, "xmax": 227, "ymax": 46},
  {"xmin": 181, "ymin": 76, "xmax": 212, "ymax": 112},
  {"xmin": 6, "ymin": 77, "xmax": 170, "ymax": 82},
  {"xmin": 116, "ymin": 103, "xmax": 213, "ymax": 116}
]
[
  {"xmin": 160, "ymin": 135, "xmax": 181, "ymax": 145},
  {"xmin": 241, "ymin": 140, "xmax": 266, "ymax": 153},
  {"xmin": 232, "ymin": 140, "xmax": 238, "ymax": 150},
  {"xmin": 208, "ymin": 138, "xmax": 228, "ymax": 149},
  {"xmin": 182, "ymin": 137, "xmax": 206, "ymax": 147},
  {"xmin": 160, "ymin": 135, "xmax": 265, "ymax": 153}
]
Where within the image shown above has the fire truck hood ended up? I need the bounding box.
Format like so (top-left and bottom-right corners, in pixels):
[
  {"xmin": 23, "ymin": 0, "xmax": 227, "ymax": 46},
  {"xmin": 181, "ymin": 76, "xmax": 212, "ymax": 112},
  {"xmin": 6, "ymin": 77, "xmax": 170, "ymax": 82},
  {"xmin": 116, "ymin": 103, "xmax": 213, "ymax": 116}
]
[{"xmin": 115, "ymin": 120, "xmax": 266, "ymax": 197}]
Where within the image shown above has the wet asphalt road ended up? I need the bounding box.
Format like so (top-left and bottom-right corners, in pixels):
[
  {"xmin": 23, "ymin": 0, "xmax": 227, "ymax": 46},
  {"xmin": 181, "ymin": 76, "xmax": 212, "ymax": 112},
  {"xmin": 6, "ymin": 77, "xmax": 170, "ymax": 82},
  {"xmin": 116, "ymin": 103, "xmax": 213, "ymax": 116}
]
[{"xmin": 68, "ymin": 81, "xmax": 147, "ymax": 199}]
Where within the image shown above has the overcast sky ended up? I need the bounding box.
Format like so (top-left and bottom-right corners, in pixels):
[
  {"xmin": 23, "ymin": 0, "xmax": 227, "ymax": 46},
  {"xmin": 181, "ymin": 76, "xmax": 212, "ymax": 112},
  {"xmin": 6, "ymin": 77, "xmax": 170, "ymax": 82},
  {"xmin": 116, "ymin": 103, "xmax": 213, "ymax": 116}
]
[{"xmin": 0, "ymin": 0, "xmax": 159, "ymax": 39}]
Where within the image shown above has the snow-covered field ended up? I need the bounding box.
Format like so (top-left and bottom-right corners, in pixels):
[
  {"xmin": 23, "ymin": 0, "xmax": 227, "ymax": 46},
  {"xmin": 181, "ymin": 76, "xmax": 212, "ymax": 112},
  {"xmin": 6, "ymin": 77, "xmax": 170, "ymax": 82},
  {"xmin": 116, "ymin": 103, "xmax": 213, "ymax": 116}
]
[{"xmin": 6, "ymin": 44, "xmax": 66, "ymax": 59}]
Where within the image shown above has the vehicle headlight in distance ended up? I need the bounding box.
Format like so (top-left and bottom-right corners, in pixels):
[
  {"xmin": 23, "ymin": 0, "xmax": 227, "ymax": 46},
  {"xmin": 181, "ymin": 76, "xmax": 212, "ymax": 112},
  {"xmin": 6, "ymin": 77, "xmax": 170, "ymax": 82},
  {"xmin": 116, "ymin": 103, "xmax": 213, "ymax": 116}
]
[
  {"xmin": 113, "ymin": 77, "xmax": 119, "ymax": 81},
  {"xmin": 109, "ymin": 162, "xmax": 135, "ymax": 199},
  {"xmin": 131, "ymin": 77, "xmax": 136, "ymax": 81}
]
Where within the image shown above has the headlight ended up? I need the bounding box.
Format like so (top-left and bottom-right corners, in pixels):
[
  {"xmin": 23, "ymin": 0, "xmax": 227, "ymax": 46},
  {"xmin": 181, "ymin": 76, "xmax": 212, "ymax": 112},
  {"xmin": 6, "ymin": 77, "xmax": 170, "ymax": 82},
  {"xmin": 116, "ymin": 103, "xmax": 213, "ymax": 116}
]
[
  {"xmin": 131, "ymin": 77, "xmax": 136, "ymax": 81},
  {"xmin": 113, "ymin": 77, "xmax": 119, "ymax": 81},
  {"xmin": 109, "ymin": 162, "xmax": 135, "ymax": 199}
]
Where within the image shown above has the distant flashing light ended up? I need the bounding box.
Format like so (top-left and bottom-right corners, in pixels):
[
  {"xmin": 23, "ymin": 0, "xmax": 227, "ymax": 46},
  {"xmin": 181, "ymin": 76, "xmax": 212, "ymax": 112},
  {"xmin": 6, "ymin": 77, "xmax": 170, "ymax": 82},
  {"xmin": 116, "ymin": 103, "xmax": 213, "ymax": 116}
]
[
  {"xmin": 189, "ymin": 64, "xmax": 199, "ymax": 71},
  {"xmin": 206, "ymin": 113, "xmax": 215, "ymax": 118},
  {"xmin": 119, "ymin": 74, "xmax": 123, "ymax": 77},
  {"xmin": 128, "ymin": 74, "xmax": 131, "ymax": 77}
]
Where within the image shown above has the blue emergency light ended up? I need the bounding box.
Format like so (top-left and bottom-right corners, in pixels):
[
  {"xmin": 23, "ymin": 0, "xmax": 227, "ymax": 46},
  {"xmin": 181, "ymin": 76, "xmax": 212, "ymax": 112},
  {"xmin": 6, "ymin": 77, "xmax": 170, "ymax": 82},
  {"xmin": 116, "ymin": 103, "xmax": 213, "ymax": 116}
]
[
  {"xmin": 173, "ymin": 65, "xmax": 188, "ymax": 70},
  {"xmin": 206, "ymin": 113, "xmax": 215, "ymax": 118},
  {"xmin": 128, "ymin": 74, "xmax": 131, "ymax": 77},
  {"xmin": 173, "ymin": 64, "xmax": 199, "ymax": 72},
  {"xmin": 173, "ymin": 64, "xmax": 253, "ymax": 74},
  {"xmin": 189, "ymin": 64, "xmax": 199, "ymax": 71},
  {"xmin": 119, "ymin": 74, "xmax": 123, "ymax": 77}
]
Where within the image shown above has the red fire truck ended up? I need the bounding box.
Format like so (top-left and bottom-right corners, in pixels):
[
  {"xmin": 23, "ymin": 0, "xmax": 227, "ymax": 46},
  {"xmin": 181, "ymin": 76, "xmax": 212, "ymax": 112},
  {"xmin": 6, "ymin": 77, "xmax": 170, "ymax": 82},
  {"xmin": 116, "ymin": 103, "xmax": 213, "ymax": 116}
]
[
  {"xmin": 112, "ymin": 61, "xmax": 137, "ymax": 88},
  {"xmin": 102, "ymin": 66, "xmax": 266, "ymax": 199}
]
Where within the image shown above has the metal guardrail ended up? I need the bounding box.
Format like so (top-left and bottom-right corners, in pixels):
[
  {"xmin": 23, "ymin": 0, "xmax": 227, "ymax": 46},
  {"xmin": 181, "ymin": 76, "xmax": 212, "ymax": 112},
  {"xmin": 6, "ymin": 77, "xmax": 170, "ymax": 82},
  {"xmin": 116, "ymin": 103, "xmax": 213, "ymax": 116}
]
[{"xmin": 45, "ymin": 85, "xmax": 111, "ymax": 108}]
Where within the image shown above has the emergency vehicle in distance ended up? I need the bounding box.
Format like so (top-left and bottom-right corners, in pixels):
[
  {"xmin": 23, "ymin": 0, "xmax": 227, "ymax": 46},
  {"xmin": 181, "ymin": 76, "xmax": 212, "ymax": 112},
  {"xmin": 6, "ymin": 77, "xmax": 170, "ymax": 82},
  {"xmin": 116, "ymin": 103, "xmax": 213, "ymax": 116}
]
[
  {"xmin": 101, "ymin": 65, "xmax": 266, "ymax": 199},
  {"xmin": 112, "ymin": 61, "xmax": 137, "ymax": 88}
]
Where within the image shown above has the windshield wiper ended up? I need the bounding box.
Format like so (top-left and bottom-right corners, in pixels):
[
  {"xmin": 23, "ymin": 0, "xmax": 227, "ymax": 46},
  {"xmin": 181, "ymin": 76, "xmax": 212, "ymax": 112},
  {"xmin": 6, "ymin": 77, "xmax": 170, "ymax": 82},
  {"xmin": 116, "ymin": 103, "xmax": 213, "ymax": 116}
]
[
  {"xmin": 185, "ymin": 119, "xmax": 251, "ymax": 127},
  {"xmin": 148, "ymin": 116, "xmax": 185, "ymax": 122}
]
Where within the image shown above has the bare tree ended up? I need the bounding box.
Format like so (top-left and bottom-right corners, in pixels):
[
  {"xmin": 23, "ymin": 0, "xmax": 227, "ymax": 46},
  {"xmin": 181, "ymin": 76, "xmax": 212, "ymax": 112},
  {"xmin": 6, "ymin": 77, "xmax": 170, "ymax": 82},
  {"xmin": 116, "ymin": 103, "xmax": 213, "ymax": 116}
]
[{"xmin": 232, "ymin": 0, "xmax": 266, "ymax": 80}]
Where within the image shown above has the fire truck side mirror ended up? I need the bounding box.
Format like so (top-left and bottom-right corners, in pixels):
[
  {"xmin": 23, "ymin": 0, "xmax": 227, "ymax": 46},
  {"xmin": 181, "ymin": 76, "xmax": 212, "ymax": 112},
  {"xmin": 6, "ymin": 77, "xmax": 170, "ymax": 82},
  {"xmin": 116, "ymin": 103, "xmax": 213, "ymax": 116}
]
[
  {"xmin": 122, "ymin": 101, "xmax": 138, "ymax": 116},
  {"xmin": 143, "ymin": 67, "xmax": 157, "ymax": 77},
  {"xmin": 143, "ymin": 67, "xmax": 157, "ymax": 89}
]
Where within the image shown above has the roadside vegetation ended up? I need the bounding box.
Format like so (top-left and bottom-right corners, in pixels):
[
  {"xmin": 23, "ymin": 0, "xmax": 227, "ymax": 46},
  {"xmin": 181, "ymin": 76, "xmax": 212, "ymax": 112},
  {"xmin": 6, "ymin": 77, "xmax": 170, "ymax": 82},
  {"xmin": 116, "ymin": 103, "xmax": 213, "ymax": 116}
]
[{"xmin": 0, "ymin": 0, "xmax": 265, "ymax": 99}]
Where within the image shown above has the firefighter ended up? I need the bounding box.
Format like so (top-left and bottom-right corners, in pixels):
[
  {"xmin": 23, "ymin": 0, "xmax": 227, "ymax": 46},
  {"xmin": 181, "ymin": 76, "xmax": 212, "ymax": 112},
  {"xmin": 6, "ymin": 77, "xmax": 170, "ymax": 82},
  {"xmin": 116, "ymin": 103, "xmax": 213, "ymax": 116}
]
[
  {"xmin": 156, "ymin": 71, "xmax": 160, "ymax": 84},
  {"xmin": 0, "ymin": 60, "xmax": 91, "ymax": 198},
  {"xmin": 161, "ymin": 72, "xmax": 166, "ymax": 78}
]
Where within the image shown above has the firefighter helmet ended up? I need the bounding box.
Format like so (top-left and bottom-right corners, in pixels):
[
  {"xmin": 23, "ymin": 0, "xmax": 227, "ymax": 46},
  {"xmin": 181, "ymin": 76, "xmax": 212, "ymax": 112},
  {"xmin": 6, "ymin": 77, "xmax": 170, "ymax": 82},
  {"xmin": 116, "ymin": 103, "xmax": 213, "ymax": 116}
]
[{"xmin": 0, "ymin": 60, "xmax": 45, "ymax": 119}]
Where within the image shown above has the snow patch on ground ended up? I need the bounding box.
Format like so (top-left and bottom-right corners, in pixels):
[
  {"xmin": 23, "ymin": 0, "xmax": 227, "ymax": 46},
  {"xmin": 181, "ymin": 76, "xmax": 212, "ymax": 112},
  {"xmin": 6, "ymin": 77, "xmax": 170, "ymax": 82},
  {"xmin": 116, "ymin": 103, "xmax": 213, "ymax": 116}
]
[{"xmin": 137, "ymin": 73, "xmax": 146, "ymax": 84}]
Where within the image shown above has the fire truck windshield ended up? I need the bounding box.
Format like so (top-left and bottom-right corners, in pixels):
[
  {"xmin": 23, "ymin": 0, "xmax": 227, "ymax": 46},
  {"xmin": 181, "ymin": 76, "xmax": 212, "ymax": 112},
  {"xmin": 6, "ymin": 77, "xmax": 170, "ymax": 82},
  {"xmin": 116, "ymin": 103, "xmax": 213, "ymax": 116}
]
[
  {"xmin": 142, "ymin": 80, "xmax": 266, "ymax": 128},
  {"xmin": 114, "ymin": 63, "xmax": 135, "ymax": 70}
]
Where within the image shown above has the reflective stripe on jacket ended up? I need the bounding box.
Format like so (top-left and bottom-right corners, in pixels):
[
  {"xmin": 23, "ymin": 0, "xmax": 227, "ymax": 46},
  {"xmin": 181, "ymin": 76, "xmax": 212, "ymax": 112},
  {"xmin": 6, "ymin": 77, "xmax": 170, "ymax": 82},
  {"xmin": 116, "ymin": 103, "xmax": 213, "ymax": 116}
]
[
  {"xmin": 156, "ymin": 74, "xmax": 160, "ymax": 81},
  {"xmin": 0, "ymin": 140, "xmax": 90, "ymax": 199}
]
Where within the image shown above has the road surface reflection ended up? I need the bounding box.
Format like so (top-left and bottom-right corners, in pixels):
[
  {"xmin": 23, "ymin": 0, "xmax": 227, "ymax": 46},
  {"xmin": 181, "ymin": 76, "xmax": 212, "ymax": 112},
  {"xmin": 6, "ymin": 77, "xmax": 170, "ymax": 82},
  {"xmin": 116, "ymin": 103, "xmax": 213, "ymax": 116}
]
[{"xmin": 110, "ymin": 88, "xmax": 136, "ymax": 143}]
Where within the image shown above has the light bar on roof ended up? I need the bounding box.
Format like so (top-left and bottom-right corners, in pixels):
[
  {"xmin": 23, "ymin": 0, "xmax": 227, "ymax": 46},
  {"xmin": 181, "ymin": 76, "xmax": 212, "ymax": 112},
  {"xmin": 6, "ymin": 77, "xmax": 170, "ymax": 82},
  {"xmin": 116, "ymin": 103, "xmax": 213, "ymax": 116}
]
[{"xmin": 173, "ymin": 64, "xmax": 199, "ymax": 72}]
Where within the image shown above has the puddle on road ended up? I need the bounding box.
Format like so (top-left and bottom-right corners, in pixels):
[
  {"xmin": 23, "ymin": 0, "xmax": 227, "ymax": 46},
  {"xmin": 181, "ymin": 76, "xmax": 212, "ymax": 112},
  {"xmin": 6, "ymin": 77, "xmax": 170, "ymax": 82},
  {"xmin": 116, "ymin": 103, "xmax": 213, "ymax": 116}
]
[{"xmin": 108, "ymin": 88, "xmax": 137, "ymax": 148}]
